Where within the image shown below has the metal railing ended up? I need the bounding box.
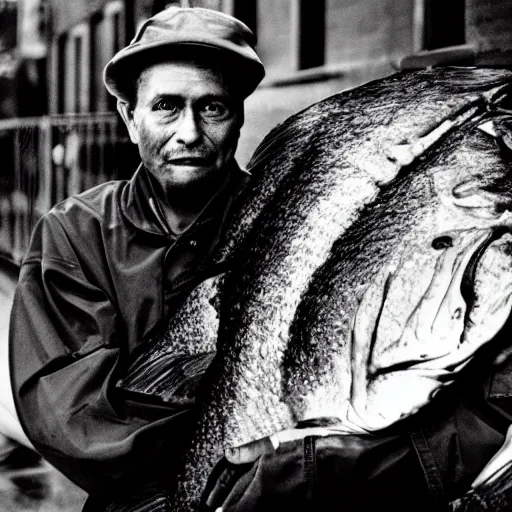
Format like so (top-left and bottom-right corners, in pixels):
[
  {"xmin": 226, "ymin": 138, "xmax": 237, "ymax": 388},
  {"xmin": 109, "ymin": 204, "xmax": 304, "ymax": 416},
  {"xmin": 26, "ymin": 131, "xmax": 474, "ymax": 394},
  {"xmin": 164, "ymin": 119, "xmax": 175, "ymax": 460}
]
[{"xmin": 0, "ymin": 113, "xmax": 139, "ymax": 264}]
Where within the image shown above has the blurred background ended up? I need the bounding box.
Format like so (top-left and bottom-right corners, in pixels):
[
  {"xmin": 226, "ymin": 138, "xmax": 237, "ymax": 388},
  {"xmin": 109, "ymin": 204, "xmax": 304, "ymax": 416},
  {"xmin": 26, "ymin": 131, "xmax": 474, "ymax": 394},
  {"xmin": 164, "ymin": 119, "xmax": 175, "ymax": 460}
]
[{"xmin": 0, "ymin": 0, "xmax": 511, "ymax": 510}]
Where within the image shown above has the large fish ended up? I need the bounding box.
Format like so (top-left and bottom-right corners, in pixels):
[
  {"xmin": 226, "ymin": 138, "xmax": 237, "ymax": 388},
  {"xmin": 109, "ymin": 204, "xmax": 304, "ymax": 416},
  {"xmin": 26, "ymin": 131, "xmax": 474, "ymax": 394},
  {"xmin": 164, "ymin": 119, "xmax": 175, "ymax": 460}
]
[{"xmin": 113, "ymin": 67, "xmax": 512, "ymax": 511}]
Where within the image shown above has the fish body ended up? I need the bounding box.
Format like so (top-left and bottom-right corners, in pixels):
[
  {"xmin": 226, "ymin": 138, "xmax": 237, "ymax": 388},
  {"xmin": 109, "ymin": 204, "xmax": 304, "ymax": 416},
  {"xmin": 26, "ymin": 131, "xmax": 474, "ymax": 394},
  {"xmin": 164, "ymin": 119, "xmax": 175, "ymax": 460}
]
[{"xmin": 115, "ymin": 68, "xmax": 512, "ymax": 511}]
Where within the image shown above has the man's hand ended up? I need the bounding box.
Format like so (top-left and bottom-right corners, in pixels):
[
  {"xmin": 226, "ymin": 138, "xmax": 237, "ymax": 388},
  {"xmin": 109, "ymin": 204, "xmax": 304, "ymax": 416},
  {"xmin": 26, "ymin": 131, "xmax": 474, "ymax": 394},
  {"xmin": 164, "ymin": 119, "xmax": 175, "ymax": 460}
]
[
  {"xmin": 203, "ymin": 425, "xmax": 345, "ymax": 511},
  {"xmin": 225, "ymin": 426, "xmax": 346, "ymax": 464}
]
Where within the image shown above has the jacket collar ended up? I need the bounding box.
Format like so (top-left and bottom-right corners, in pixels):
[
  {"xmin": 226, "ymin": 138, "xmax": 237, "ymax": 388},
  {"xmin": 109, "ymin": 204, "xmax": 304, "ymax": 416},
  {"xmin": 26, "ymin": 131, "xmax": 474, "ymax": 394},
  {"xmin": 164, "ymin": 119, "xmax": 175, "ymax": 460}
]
[{"xmin": 120, "ymin": 160, "xmax": 250, "ymax": 237}]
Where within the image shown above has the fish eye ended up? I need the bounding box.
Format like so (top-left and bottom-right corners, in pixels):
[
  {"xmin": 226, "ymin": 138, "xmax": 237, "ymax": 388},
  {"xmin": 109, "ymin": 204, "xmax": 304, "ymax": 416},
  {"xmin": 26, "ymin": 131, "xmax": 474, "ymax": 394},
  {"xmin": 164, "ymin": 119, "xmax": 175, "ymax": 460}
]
[{"xmin": 431, "ymin": 235, "xmax": 453, "ymax": 250}]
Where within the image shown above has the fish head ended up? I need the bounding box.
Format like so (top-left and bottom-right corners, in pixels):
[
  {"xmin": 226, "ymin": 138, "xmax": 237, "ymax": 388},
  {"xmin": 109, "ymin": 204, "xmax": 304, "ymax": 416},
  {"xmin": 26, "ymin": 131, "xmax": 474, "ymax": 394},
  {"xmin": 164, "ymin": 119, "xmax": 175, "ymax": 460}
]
[
  {"xmin": 284, "ymin": 69, "xmax": 512, "ymax": 431},
  {"xmin": 347, "ymin": 110, "xmax": 512, "ymax": 428}
]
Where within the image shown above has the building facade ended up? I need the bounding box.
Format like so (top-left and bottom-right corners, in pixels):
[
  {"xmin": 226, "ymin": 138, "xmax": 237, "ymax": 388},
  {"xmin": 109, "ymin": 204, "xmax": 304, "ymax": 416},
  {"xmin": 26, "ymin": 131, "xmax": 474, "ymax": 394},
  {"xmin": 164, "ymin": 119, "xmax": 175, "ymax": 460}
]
[
  {"xmin": 0, "ymin": 0, "xmax": 511, "ymax": 263},
  {"xmin": 44, "ymin": 0, "xmax": 512, "ymax": 163}
]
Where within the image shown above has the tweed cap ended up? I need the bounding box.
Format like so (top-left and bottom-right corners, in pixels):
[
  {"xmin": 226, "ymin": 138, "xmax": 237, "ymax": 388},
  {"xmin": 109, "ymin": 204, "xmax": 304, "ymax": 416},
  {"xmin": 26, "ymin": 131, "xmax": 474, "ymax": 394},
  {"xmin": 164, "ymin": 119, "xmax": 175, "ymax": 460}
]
[{"xmin": 104, "ymin": 7, "xmax": 265, "ymax": 101}]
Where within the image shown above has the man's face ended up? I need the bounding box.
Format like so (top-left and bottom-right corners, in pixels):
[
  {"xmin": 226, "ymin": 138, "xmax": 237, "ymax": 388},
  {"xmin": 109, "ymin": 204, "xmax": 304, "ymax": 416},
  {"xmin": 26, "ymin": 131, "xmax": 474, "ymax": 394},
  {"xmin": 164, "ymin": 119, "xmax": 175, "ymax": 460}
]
[{"xmin": 120, "ymin": 61, "xmax": 242, "ymax": 189}]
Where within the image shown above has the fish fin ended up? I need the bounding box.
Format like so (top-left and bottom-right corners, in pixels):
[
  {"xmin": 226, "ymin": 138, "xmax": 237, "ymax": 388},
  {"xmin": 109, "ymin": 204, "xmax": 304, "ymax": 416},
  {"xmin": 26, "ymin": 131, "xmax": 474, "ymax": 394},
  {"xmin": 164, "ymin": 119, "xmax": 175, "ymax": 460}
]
[
  {"xmin": 477, "ymin": 120, "xmax": 498, "ymax": 137},
  {"xmin": 117, "ymin": 352, "xmax": 216, "ymax": 405}
]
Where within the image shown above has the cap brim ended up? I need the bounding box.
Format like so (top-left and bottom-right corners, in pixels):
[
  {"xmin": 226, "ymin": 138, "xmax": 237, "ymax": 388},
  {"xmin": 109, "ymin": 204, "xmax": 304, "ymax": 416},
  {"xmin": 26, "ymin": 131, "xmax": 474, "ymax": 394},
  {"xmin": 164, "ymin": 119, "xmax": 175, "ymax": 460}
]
[{"xmin": 104, "ymin": 41, "xmax": 265, "ymax": 102}]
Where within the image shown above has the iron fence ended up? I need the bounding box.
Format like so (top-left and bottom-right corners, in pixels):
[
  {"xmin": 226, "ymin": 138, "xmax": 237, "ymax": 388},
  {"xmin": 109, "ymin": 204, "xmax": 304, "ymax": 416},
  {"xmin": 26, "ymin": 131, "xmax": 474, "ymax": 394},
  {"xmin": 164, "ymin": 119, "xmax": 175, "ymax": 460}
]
[{"xmin": 0, "ymin": 113, "xmax": 139, "ymax": 264}]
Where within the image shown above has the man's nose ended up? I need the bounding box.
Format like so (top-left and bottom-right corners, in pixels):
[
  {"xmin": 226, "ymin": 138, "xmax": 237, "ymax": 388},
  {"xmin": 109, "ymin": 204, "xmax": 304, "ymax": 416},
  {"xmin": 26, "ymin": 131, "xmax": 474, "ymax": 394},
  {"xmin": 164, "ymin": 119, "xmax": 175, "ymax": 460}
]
[{"xmin": 175, "ymin": 107, "xmax": 201, "ymax": 146}]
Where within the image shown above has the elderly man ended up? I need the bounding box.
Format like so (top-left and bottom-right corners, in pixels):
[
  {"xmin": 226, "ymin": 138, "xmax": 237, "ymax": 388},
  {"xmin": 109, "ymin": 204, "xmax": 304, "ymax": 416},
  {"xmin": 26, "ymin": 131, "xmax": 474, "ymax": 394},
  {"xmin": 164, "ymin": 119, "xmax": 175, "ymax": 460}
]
[{"xmin": 8, "ymin": 6, "xmax": 264, "ymax": 510}]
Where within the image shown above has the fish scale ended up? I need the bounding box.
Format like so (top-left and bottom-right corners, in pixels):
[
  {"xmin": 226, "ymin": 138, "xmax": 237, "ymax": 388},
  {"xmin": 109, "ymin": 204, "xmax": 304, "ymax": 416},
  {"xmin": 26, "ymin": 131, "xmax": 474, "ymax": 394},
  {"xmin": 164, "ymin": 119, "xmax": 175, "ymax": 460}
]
[
  {"xmin": 170, "ymin": 159, "xmax": 389, "ymax": 508},
  {"xmin": 111, "ymin": 68, "xmax": 512, "ymax": 511}
]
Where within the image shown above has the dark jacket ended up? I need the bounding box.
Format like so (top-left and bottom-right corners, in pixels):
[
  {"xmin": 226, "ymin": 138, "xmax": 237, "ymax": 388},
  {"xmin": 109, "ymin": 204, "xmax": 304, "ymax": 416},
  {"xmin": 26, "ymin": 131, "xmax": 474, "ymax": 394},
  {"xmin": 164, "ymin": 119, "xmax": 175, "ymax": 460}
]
[{"xmin": 9, "ymin": 162, "xmax": 250, "ymax": 500}]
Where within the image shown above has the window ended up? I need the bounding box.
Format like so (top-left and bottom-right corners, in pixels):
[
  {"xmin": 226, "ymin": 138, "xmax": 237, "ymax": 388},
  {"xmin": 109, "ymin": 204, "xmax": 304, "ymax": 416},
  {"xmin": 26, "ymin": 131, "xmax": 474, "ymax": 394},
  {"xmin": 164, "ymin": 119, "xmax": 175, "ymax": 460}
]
[
  {"xmin": 0, "ymin": 0, "xmax": 17, "ymax": 50},
  {"xmin": 105, "ymin": 1, "xmax": 125, "ymax": 55},
  {"xmin": 423, "ymin": 0, "xmax": 465, "ymax": 50},
  {"xmin": 297, "ymin": 0, "xmax": 325, "ymax": 69},
  {"xmin": 65, "ymin": 24, "xmax": 89, "ymax": 113},
  {"xmin": 90, "ymin": 12, "xmax": 108, "ymax": 112},
  {"xmin": 56, "ymin": 34, "xmax": 67, "ymax": 113},
  {"xmin": 104, "ymin": 1, "xmax": 125, "ymax": 110},
  {"xmin": 232, "ymin": 0, "xmax": 257, "ymax": 38},
  {"xmin": 74, "ymin": 35, "xmax": 82, "ymax": 113}
]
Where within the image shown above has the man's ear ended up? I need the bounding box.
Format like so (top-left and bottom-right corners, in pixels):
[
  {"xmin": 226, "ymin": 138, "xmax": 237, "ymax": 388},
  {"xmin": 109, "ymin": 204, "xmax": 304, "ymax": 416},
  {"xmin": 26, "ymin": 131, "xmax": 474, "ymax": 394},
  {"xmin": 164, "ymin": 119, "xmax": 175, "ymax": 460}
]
[{"xmin": 117, "ymin": 100, "xmax": 140, "ymax": 144}]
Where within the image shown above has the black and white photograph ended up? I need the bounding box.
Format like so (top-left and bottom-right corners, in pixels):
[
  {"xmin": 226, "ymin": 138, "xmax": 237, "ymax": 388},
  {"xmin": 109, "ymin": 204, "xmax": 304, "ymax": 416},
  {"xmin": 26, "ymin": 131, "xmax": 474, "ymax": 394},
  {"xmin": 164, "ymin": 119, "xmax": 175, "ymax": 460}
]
[{"xmin": 1, "ymin": 0, "xmax": 512, "ymax": 510}]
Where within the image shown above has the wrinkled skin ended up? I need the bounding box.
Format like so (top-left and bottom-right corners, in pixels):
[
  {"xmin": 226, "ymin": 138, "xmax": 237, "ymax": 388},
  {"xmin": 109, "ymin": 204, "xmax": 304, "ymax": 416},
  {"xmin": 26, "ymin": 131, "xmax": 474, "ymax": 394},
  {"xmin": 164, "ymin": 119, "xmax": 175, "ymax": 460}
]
[
  {"xmin": 120, "ymin": 61, "xmax": 241, "ymax": 191},
  {"xmin": 114, "ymin": 68, "xmax": 512, "ymax": 511}
]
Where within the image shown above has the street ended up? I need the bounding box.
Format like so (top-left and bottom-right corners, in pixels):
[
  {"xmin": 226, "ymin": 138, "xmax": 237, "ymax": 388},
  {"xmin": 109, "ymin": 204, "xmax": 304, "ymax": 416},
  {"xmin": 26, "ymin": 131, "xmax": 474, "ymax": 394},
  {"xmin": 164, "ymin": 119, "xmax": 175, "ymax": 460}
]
[{"xmin": 0, "ymin": 261, "xmax": 87, "ymax": 511}]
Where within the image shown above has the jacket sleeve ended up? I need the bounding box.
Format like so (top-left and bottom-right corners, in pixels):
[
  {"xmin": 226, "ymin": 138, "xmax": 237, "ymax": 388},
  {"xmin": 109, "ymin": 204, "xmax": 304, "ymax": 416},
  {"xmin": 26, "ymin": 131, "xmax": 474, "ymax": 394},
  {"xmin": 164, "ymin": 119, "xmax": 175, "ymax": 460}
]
[{"xmin": 9, "ymin": 214, "xmax": 195, "ymax": 498}]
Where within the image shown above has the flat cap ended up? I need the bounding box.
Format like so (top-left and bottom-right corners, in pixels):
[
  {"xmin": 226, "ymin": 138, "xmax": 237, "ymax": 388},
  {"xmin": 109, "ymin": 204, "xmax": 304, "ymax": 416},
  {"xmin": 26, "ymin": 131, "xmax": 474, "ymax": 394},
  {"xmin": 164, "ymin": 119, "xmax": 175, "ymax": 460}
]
[{"xmin": 104, "ymin": 7, "xmax": 265, "ymax": 101}]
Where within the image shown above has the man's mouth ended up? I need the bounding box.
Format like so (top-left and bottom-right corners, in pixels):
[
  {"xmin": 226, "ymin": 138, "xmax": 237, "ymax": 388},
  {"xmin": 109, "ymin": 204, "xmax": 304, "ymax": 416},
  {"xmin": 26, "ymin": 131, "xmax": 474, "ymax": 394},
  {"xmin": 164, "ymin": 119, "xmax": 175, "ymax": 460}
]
[{"xmin": 168, "ymin": 156, "xmax": 213, "ymax": 166}]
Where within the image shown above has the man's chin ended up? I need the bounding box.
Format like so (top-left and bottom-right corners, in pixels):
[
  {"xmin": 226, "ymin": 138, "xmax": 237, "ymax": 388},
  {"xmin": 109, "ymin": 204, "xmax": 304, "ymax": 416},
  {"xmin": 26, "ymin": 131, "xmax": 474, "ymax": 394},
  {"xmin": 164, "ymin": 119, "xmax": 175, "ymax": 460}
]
[{"xmin": 163, "ymin": 165, "xmax": 217, "ymax": 188}]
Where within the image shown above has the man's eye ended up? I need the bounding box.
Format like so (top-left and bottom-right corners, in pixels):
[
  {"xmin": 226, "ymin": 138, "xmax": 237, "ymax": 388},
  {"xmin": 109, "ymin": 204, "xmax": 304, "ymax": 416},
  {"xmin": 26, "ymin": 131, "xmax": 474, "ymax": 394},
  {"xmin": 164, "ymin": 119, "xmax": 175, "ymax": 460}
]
[
  {"xmin": 154, "ymin": 100, "xmax": 179, "ymax": 112},
  {"xmin": 202, "ymin": 101, "xmax": 228, "ymax": 118}
]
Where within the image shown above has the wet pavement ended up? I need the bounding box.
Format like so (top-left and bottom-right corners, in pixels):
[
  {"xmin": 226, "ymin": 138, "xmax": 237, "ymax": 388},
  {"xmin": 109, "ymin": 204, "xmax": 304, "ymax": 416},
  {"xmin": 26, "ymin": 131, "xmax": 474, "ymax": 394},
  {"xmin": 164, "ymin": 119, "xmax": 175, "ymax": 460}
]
[
  {"xmin": 0, "ymin": 459, "xmax": 87, "ymax": 512},
  {"xmin": 0, "ymin": 262, "xmax": 88, "ymax": 511}
]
